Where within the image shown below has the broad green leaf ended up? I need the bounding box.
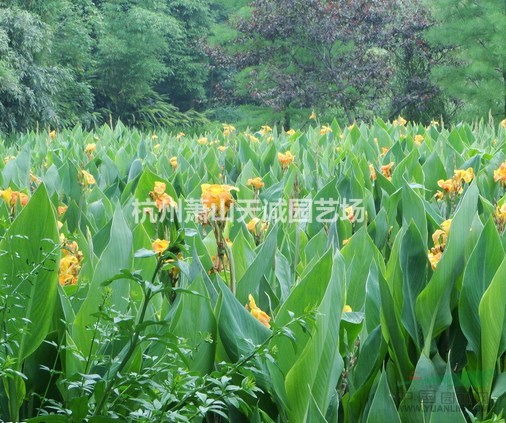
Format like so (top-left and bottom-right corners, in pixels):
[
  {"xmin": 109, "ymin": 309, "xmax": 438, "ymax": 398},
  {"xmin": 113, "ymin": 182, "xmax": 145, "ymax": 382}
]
[
  {"xmin": 416, "ymin": 183, "xmax": 479, "ymax": 353},
  {"xmin": 285, "ymin": 251, "xmax": 345, "ymax": 422},
  {"xmin": 459, "ymin": 218, "xmax": 504, "ymax": 354},
  {"xmin": 169, "ymin": 276, "xmax": 217, "ymax": 374},
  {"xmin": 73, "ymin": 207, "xmax": 133, "ymax": 360},
  {"xmin": 365, "ymin": 371, "xmax": 401, "ymax": 423},
  {"xmin": 0, "ymin": 185, "xmax": 59, "ymax": 364},
  {"xmin": 478, "ymin": 258, "xmax": 506, "ymax": 410},
  {"xmin": 398, "ymin": 354, "xmax": 441, "ymax": 423},
  {"xmin": 429, "ymin": 361, "xmax": 466, "ymax": 423},
  {"xmin": 400, "ymin": 221, "xmax": 427, "ymax": 350},
  {"xmin": 236, "ymin": 224, "xmax": 278, "ymax": 305}
]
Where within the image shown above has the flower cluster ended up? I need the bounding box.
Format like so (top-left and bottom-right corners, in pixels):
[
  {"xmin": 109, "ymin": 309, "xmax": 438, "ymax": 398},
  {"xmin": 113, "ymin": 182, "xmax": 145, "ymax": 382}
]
[
  {"xmin": 247, "ymin": 177, "xmax": 264, "ymax": 191},
  {"xmin": 0, "ymin": 187, "xmax": 29, "ymax": 210},
  {"xmin": 369, "ymin": 163, "xmax": 377, "ymax": 181},
  {"xmin": 278, "ymin": 151, "xmax": 294, "ymax": 169},
  {"xmin": 150, "ymin": 181, "xmax": 176, "ymax": 211},
  {"xmin": 246, "ymin": 217, "xmax": 269, "ymax": 235},
  {"xmin": 392, "ymin": 116, "xmax": 407, "ymax": 126},
  {"xmin": 259, "ymin": 125, "xmax": 272, "ymax": 136},
  {"xmin": 381, "ymin": 162, "xmax": 395, "ymax": 180},
  {"xmin": 201, "ymin": 184, "xmax": 239, "ymax": 217},
  {"xmin": 435, "ymin": 168, "xmax": 474, "ymax": 200},
  {"xmin": 495, "ymin": 203, "xmax": 506, "ymax": 232},
  {"xmin": 223, "ymin": 124, "xmax": 236, "ymax": 137},
  {"xmin": 59, "ymin": 234, "xmax": 83, "ymax": 286},
  {"xmin": 428, "ymin": 219, "xmax": 451, "ymax": 270},
  {"xmin": 85, "ymin": 143, "xmax": 96, "ymax": 158},
  {"xmin": 320, "ymin": 125, "xmax": 332, "ymax": 135},
  {"xmin": 246, "ymin": 294, "xmax": 271, "ymax": 328},
  {"xmin": 494, "ymin": 161, "xmax": 506, "ymax": 186},
  {"xmin": 81, "ymin": 170, "xmax": 96, "ymax": 186}
]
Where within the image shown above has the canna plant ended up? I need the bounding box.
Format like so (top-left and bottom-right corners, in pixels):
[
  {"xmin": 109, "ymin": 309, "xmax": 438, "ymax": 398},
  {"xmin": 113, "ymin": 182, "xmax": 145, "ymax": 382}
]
[{"xmin": 0, "ymin": 118, "xmax": 505, "ymax": 422}]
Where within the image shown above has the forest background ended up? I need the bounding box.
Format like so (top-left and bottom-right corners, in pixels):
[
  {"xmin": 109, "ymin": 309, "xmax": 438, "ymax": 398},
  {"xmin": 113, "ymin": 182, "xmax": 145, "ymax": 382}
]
[{"xmin": 1, "ymin": 0, "xmax": 505, "ymax": 134}]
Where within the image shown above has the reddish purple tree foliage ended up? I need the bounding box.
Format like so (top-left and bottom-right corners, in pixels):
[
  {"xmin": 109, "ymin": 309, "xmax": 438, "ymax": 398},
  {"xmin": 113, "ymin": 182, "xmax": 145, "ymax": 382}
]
[{"xmin": 232, "ymin": 0, "xmax": 446, "ymax": 123}]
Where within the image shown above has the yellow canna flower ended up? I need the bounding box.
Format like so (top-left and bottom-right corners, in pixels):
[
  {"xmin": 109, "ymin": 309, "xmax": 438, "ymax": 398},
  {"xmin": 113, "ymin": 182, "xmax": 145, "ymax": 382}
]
[
  {"xmin": 58, "ymin": 205, "xmax": 68, "ymax": 217},
  {"xmin": 495, "ymin": 204, "xmax": 506, "ymax": 222},
  {"xmin": 246, "ymin": 133, "xmax": 259, "ymax": 143},
  {"xmin": 0, "ymin": 188, "xmax": 29, "ymax": 208},
  {"xmin": 201, "ymin": 184, "xmax": 239, "ymax": 215},
  {"xmin": 343, "ymin": 305, "xmax": 352, "ymax": 313},
  {"xmin": 381, "ymin": 162, "xmax": 395, "ymax": 180},
  {"xmin": 493, "ymin": 162, "xmax": 506, "ymax": 185},
  {"xmin": 0, "ymin": 187, "xmax": 12, "ymax": 204},
  {"xmin": 369, "ymin": 163, "xmax": 377, "ymax": 181},
  {"xmin": 218, "ymin": 146, "xmax": 228, "ymax": 152},
  {"xmin": 380, "ymin": 147, "xmax": 389, "ymax": 157},
  {"xmin": 246, "ymin": 294, "xmax": 271, "ymax": 328},
  {"xmin": 170, "ymin": 156, "xmax": 178, "ymax": 169},
  {"xmin": 309, "ymin": 111, "xmax": 316, "ymax": 120},
  {"xmin": 151, "ymin": 133, "xmax": 158, "ymax": 141},
  {"xmin": 223, "ymin": 124, "xmax": 236, "ymax": 137},
  {"xmin": 500, "ymin": 119, "xmax": 506, "ymax": 129},
  {"xmin": 152, "ymin": 239, "xmax": 169, "ymax": 254},
  {"xmin": 437, "ymin": 178, "xmax": 462, "ymax": 196},
  {"xmin": 428, "ymin": 249, "xmax": 442, "ymax": 271},
  {"xmin": 454, "ymin": 167, "xmax": 474, "ymax": 184},
  {"xmin": 81, "ymin": 170, "xmax": 96, "ymax": 186},
  {"xmin": 247, "ymin": 217, "xmax": 260, "ymax": 234},
  {"xmin": 286, "ymin": 129, "xmax": 296, "ymax": 136},
  {"xmin": 59, "ymin": 255, "xmax": 80, "ymax": 286},
  {"xmin": 393, "ymin": 116, "xmax": 407, "ymax": 126},
  {"xmin": 59, "ymin": 236, "xmax": 83, "ymax": 286},
  {"xmin": 198, "ymin": 137, "xmax": 208, "ymax": 145},
  {"xmin": 428, "ymin": 219, "xmax": 451, "ymax": 270},
  {"xmin": 153, "ymin": 181, "xmax": 166, "ymax": 196},
  {"xmin": 259, "ymin": 125, "xmax": 272, "ymax": 136},
  {"xmin": 345, "ymin": 206, "xmax": 355, "ymax": 223},
  {"xmin": 176, "ymin": 132, "xmax": 185, "ymax": 140},
  {"xmin": 246, "ymin": 217, "xmax": 269, "ymax": 235},
  {"xmin": 85, "ymin": 143, "xmax": 96, "ymax": 155},
  {"xmin": 414, "ymin": 134, "xmax": 424, "ymax": 145},
  {"xmin": 278, "ymin": 151, "xmax": 294, "ymax": 169},
  {"xmin": 150, "ymin": 182, "xmax": 177, "ymax": 211},
  {"xmin": 246, "ymin": 177, "xmax": 265, "ymax": 190},
  {"xmin": 441, "ymin": 219, "xmax": 451, "ymax": 234},
  {"xmin": 49, "ymin": 130, "xmax": 56, "ymax": 139},
  {"xmin": 320, "ymin": 125, "xmax": 332, "ymax": 135}
]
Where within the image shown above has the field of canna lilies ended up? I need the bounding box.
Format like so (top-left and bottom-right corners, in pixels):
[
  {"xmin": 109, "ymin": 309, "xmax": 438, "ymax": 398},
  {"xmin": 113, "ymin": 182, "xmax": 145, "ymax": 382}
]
[{"xmin": 1, "ymin": 118, "xmax": 506, "ymax": 422}]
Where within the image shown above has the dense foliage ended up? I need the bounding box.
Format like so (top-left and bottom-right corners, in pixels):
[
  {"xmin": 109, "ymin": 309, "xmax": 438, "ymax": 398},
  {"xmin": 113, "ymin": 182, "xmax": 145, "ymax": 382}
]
[
  {"xmin": 0, "ymin": 0, "xmax": 505, "ymax": 133},
  {"xmin": 1, "ymin": 119, "xmax": 506, "ymax": 421}
]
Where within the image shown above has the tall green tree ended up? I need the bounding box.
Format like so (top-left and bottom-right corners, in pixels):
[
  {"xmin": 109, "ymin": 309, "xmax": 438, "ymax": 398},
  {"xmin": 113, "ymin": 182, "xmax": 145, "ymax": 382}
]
[
  {"xmin": 93, "ymin": 0, "xmax": 176, "ymax": 119},
  {"xmin": 159, "ymin": 0, "xmax": 212, "ymax": 110},
  {"xmin": 0, "ymin": 0, "xmax": 97, "ymax": 131},
  {"xmin": 427, "ymin": 0, "xmax": 506, "ymax": 120},
  {"xmin": 0, "ymin": 7, "xmax": 64, "ymax": 132}
]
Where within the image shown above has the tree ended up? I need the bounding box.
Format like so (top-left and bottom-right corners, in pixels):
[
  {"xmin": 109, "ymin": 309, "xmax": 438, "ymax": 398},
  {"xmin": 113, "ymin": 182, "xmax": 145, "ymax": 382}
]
[
  {"xmin": 235, "ymin": 0, "xmax": 398, "ymax": 123},
  {"xmin": 0, "ymin": 8, "xmax": 66, "ymax": 132},
  {"xmin": 387, "ymin": 0, "xmax": 449, "ymax": 124},
  {"xmin": 426, "ymin": 0, "xmax": 506, "ymax": 120},
  {"xmin": 159, "ymin": 0, "xmax": 212, "ymax": 110},
  {"xmin": 93, "ymin": 0, "xmax": 175, "ymax": 119}
]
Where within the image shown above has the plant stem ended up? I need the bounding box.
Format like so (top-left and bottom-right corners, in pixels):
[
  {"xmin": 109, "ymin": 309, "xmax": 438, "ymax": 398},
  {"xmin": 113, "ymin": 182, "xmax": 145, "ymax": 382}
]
[{"xmin": 93, "ymin": 259, "xmax": 163, "ymax": 416}]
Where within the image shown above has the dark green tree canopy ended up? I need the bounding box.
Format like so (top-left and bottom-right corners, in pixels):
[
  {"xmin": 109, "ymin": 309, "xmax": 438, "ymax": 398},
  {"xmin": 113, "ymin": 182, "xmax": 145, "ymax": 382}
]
[{"xmin": 427, "ymin": 0, "xmax": 506, "ymax": 119}]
